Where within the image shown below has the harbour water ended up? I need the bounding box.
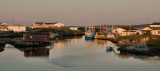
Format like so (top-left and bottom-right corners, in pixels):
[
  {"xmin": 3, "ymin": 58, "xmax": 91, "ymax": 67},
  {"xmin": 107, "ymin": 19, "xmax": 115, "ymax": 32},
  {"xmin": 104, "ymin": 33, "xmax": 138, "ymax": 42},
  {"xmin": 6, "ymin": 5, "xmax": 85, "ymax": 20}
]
[{"xmin": 0, "ymin": 36, "xmax": 160, "ymax": 71}]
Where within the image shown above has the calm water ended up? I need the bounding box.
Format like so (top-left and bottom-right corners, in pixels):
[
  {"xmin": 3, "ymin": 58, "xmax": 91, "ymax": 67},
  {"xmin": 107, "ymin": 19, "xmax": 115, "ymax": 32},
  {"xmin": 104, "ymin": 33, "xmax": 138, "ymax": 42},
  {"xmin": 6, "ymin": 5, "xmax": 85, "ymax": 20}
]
[{"xmin": 0, "ymin": 36, "xmax": 160, "ymax": 71}]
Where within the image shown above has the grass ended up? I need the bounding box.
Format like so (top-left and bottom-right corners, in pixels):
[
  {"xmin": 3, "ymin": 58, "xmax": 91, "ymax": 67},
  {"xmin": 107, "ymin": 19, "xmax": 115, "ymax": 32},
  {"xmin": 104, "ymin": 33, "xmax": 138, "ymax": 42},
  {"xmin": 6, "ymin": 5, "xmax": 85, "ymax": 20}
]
[{"xmin": 116, "ymin": 35, "xmax": 160, "ymax": 48}]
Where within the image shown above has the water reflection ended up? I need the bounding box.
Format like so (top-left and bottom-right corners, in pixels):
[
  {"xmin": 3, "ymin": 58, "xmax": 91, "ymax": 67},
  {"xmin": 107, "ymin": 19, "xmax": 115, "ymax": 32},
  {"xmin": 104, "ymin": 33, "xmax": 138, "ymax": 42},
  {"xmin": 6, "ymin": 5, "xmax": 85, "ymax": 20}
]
[
  {"xmin": 0, "ymin": 36, "xmax": 160, "ymax": 71},
  {"xmin": 15, "ymin": 47, "xmax": 50, "ymax": 57},
  {"xmin": 118, "ymin": 52, "xmax": 160, "ymax": 61},
  {"xmin": 0, "ymin": 44, "xmax": 5, "ymax": 52}
]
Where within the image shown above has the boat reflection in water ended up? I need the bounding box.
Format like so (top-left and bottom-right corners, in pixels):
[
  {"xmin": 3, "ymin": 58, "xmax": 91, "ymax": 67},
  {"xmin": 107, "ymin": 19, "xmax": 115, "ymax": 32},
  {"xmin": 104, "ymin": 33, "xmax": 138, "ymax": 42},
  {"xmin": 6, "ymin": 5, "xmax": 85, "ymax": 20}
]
[{"xmin": 15, "ymin": 46, "xmax": 52, "ymax": 57}]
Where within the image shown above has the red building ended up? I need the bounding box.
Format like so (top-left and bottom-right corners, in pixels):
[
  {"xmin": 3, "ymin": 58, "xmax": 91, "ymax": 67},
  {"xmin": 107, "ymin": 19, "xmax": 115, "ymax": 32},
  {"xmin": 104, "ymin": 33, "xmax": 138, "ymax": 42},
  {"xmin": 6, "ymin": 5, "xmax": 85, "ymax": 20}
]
[{"xmin": 23, "ymin": 32, "xmax": 50, "ymax": 42}]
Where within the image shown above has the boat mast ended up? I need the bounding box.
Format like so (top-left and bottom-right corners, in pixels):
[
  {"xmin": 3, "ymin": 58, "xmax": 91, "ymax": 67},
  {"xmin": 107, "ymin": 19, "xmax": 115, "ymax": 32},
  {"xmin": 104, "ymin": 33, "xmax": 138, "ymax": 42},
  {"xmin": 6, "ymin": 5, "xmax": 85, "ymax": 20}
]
[
  {"xmin": 85, "ymin": 26, "xmax": 87, "ymax": 32},
  {"xmin": 100, "ymin": 25, "xmax": 101, "ymax": 33},
  {"xmin": 89, "ymin": 25, "xmax": 90, "ymax": 32},
  {"xmin": 129, "ymin": 17, "xmax": 133, "ymax": 36},
  {"xmin": 150, "ymin": 18, "xmax": 153, "ymax": 24},
  {"xmin": 92, "ymin": 24, "xmax": 94, "ymax": 33},
  {"xmin": 94, "ymin": 26, "xmax": 95, "ymax": 33},
  {"xmin": 106, "ymin": 25, "xmax": 107, "ymax": 32}
]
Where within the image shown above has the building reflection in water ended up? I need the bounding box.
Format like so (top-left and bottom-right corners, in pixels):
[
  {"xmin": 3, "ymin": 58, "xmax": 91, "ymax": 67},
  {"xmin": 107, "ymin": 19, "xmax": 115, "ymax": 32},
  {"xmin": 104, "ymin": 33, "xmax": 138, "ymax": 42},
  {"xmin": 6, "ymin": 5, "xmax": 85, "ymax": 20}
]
[
  {"xmin": 15, "ymin": 47, "xmax": 50, "ymax": 57},
  {"xmin": 0, "ymin": 44, "xmax": 5, "ymax": 52}
]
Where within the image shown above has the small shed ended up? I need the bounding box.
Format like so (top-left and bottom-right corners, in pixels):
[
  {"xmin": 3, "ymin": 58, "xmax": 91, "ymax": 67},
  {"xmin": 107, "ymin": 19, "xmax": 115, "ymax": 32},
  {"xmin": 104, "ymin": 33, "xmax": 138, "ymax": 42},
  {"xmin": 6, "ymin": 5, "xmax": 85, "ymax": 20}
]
[{"xmin": 23, "ymin": 32, "xmax": 50, "ymax": 42}]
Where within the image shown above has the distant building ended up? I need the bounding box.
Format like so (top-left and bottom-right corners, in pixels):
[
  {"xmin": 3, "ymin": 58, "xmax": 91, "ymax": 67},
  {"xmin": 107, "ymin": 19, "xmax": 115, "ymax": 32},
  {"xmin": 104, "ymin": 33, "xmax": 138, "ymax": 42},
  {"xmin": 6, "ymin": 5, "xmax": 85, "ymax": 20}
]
[
  {"xmin": 8, "ymin": 24, "xmax": 26, "ymax": 32},
  {"xmin": 42, "ymin": 22, "xmax": 64, "ymax": 28},
  {"xmin": 142, "ymin": 23, "xmax": 160, "ymax": 35},
  {"xmin": 69, "ymin": 26, "xmax": 78, "ymax": 30},
  {"xmin": 150, "ymin": 27, "xmax": 160, "ymax": 35},
  {"xmin": 31, "ymin": 22, "xmax": 64, "ymax": 28},
  {"xmin": 23, "ymin": 32, "xmax": 50, "ymax": 42},
  {"xmin": 0, "ymin": 22, "xmax": 8, "ymax": 31},
  {"xmin": 0, "ymin": 22, "xmax": 8, "ymax": 26},
  {"xmin": 112, "ymin": 28, "xmax": 127, "ymax": 36},
  {"xmin": 32, "ymin": 22, "xmax": 44, "ymax": 28},
  {"xmin": 113, "ymin": 27, "xmax": 142, "ymax": 36},
  {"xmin": 121, "ymin": 31, "xmax": 138, "ymax": 36},
  {"xmin": 150, "ymin": 22, "xmax": 160, "ymax": 27}
]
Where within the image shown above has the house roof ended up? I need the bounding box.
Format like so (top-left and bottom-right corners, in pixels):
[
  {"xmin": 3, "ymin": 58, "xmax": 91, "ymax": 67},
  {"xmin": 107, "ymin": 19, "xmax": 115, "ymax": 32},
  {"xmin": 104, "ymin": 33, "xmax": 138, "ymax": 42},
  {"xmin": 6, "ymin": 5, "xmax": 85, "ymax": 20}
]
[
  {"xmin": 11, "ymin": 24, "xmax": 25, "ymax": 26},
  {"xmin": 150, "ymin": 22, "xmax": 160, "ymax": 25},
  {"xmin": 34, "ymin": 22, "xmax": 59, "ymax": 25},
  {"xmin": 122, "ymin": 27, "xmax": 136, "ymax": 30},
  {"xmin": 0, "ymin": 22, "xmax": 7, "ymax": 25},
  {"xmin": 150, "ymin": 27, "xmax": 160, "ymax": 30},
  {"xmin": 142, "ymin": 27, "xmax": 152, "ymax": 31},
  {"xmin": 45, "ymin": 22, "xmax": 58, "ymax": 25},
  {"xmin": 124, "ymin": 30, "xmax": 137, "ymax": 32},
  {"xmin": 34, "ymin": 22, "xmax": 44, "ymax": 25},
  {"xmin": 24, "ymin": 32, "xmax": 49, "ymax": 35}
]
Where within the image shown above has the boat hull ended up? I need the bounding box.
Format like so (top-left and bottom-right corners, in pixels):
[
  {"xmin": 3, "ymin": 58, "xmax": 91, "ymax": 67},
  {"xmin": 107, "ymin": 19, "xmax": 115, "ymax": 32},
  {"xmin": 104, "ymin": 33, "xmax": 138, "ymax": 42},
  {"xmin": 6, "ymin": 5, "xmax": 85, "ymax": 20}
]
[{"xmin": 85, "ymin": 35, "xmax": 94, "ymax": 40}]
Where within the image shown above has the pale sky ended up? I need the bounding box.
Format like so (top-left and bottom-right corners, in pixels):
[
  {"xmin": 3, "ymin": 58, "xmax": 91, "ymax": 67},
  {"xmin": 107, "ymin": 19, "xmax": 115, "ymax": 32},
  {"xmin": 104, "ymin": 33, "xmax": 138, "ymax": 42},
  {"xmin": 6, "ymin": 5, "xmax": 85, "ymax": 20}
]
[{"xmin": 0, "ymin": 0, "xmax": 160, "ymax": 26}]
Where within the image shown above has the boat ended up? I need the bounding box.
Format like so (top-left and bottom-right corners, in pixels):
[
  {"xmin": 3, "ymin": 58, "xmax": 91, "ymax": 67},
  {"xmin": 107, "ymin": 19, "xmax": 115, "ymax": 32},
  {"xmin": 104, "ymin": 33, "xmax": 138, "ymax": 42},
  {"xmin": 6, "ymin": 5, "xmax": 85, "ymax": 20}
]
[
  {"xmin": 85, "ymin": 26, "xmax": 94, "ymax": 40},
  {"xmin": 106, "ymin": 32, "xmax": 115, "ymax": 38},
  {"xmin": 94, "ymin": 32, "xmax": 105, "ymax": 39},
  {"xmin": 106, "ymin": 46, "xmax": 114, "ymax": 52},
  {"xmin": 85, "ymin": 31, "xmax": 94, "ymax": 40}
]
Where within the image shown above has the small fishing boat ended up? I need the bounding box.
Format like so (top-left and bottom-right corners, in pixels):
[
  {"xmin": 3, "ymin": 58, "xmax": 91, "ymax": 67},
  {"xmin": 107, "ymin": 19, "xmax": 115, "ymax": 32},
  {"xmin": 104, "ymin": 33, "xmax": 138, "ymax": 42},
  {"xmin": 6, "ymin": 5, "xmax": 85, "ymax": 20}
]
[
  {"xmin": 94, "ymin": 32, "xmax": 105, "ymax": 39},
  {"xmin": 106, "ymin": 32, "xmax": 115, "ymax": 38},
  {"xmin": 85, "ymin": 31, "xmax": 94, "ymax": 40},
  {"xmin": 85, "ymin": 26, "xmax": 94, "ymax": 40},
  {"xmin": 106, "ymin": 46, "xmax": 114, "ymax": 52}
]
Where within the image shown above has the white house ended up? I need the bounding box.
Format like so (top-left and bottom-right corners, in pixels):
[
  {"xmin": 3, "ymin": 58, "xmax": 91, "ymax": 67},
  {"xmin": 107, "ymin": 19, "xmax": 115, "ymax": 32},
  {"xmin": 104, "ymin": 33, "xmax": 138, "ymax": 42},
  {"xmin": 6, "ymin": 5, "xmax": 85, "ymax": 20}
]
[
  {"xmin": 112, "ymin": 28, "xmax": 127, "ymax": 36},
  {"xmin": 69, "ymin": 26, "xmax": 78, "ymax": 30},
  {"xmin": 150, "ymin": 22, "xmax": 160, "ymax": 27},
  {"xmin": 0, "ymin": 22, "xmax": 8, "ymax": 26},
  {"xmin": 112, "ymin": 28, "xmax": 142, "ymax": 36},
  {"xmin": 42, "ymin": 22, "xmax": 64, "ymax": 28},
  {"xmin": 8, "ymin": 25, "xmax": 26, "ymax": 32},
  {"xmin": 51, "ymin": 23, "xmax": 64, "ymax": 27},
  {"xmin": 142, "ymin": 23, "xmax": 160, "ymax": 35},
  {"xmin": 31, "ymin": 22, "xmax": 64, "ymax": 28},
  {"xmin": 32, "ymin": 22, "xmax": 44, "ymax": 28},
  {"xmin": 0, "ymin": 22, "xmax": 8, "ymax": 31},
  {"xmin": 121, "ymin": 31, "xmax": 138, "ymax": 36},
  {"xmin": 150, "ymin": 27, "xmax": 160, "ymax": 35}
]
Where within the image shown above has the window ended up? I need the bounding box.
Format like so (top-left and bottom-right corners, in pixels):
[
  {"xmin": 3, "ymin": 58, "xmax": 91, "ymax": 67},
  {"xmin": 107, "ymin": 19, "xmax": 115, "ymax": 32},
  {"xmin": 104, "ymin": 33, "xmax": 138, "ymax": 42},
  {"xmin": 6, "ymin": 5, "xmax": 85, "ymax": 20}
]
[{"xmin": 158, "ymin": 31, "xmax": 160, "ymax": 34}]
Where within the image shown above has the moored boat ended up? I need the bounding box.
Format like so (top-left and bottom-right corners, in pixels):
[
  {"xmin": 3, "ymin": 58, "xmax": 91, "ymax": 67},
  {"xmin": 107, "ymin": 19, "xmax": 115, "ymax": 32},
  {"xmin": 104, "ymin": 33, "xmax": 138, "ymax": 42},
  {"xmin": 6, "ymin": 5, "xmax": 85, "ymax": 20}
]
[
  {"xmin": 85, "ymin": 31, "xmax": 94, "ymax": 40},
  {"xmin": 85, "ymin": 25, "xmax": 95, "ymax": 40},
  {"xmin": 94, "ymin": 32, "xmax": 105, "ymax": 39}
]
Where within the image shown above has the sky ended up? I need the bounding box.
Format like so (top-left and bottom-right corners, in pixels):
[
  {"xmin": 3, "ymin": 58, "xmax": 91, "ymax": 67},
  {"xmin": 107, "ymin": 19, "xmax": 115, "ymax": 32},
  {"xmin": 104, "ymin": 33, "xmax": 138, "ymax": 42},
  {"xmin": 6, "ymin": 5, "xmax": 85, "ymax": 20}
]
[{"xmin": 0, "ymin": 0, "xmax": 160, "ymax": 26}]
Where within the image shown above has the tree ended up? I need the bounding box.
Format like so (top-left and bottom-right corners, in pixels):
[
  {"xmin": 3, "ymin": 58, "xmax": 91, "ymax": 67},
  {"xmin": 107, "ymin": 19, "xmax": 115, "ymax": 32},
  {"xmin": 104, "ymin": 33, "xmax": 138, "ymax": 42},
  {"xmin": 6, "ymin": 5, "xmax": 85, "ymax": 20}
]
[{"xmin": 144, "ymin": 30, "xmax": 151, "ymax": 35}]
